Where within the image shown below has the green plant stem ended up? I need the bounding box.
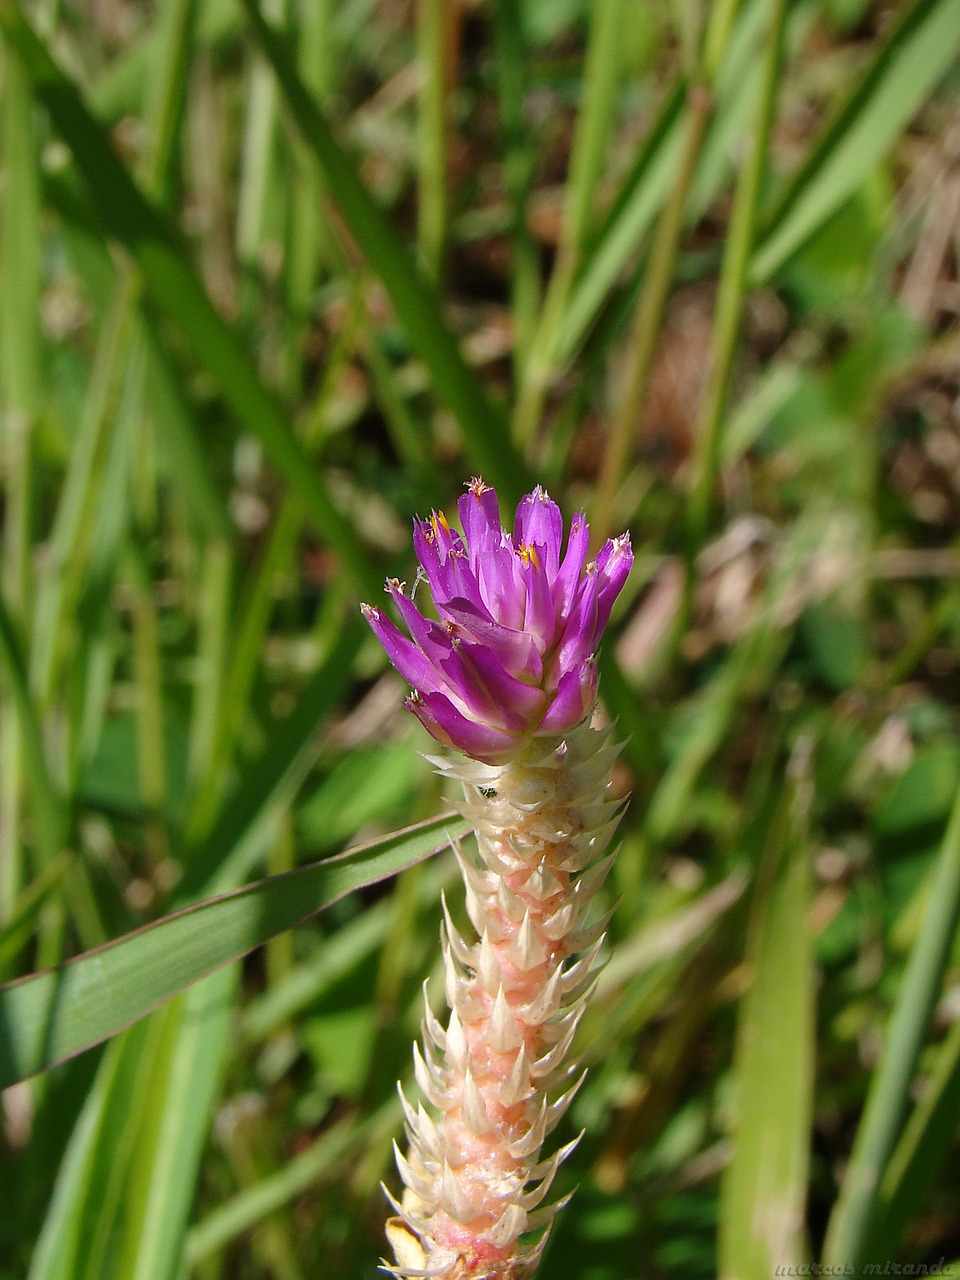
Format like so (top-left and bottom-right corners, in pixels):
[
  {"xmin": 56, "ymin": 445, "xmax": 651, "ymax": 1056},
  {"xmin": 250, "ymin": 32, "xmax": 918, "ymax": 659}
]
[
  {"xmin": 687, "ymin": 0, "xmax": 788, "ymax": 548},
  {"xmin": 591, "ymin": 81, "xmax": 713, "ymax": 545},
  {"xmin": 187, "ymin": 538, "xmax": 234, "ymax": 789},
  {"xmin": 127, "ymin": 545, "xmax": 167, "ymax": 850},
  {"xmin": 823, "ymin": 779, "xmax": 960, "ymax": 1270}
]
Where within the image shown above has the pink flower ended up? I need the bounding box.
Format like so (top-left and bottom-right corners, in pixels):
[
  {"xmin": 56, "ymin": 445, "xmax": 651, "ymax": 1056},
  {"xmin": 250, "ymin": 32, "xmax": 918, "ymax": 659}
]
[
  {"xmin": 362, "ymin": 479, "xmax": 633, "ymax": 762},
  {"xmin": 364, "ymin": 481, "xmax": 632, "ymax": 1279}
]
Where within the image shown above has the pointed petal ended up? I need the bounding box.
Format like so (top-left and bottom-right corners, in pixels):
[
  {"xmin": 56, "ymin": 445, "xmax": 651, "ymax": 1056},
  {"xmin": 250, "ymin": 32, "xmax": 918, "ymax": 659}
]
[
  {"xmin": 537, "ymin": 663, "xmax": 597, "ymax": 734},
  {"xmin": 406, "ymin": 691, "xmax": 518, "ymax": 762},
  {"xmin": 593, "ymin": 533, "xmax": 633, "ymax": 638},
  {"xmin": 554, "ymin": 510, "xmax": 590, "ymax": 619},
  {"xmin": 514, "ymin": 486, "xmax": 563, "ymax": 578}
]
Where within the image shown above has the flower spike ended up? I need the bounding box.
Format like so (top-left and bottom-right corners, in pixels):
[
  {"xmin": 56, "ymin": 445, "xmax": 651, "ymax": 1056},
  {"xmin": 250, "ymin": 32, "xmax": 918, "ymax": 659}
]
[{"xmin": 363, "ymin": 482, "xmax": 632, "ymax": 1279}]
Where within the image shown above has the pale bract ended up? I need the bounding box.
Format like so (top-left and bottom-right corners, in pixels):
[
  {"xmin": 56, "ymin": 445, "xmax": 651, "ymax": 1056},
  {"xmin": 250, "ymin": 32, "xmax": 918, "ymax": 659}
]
[{"xmin": 363, "ymin": 481, "xmax": 632, "ymax": 1280}]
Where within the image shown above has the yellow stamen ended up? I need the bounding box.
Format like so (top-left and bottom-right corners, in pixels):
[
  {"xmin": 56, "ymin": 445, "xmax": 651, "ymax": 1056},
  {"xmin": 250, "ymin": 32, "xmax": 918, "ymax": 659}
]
[{"xmin": 517, "ymin": 542, "xmax": 540, "ymax": 569}]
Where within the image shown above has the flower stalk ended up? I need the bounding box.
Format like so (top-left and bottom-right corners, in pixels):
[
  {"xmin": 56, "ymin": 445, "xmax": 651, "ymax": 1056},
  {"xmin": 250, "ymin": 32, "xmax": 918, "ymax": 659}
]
[{"xmin": 363, "ymin": 480, "xmax": 632, "ymax": 1279}]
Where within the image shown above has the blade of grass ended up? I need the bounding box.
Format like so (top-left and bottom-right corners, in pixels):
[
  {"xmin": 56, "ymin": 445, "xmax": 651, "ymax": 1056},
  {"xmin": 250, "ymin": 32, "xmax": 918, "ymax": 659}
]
[
  {"xmin": 719, "ymin": 740, "xmax": 814, "ymax": 1277},
  {"xmin": 0, "ymin": 851, "xmax": 72, "ymax": 977},
  {"xmin": 687, "ymin": 0, "xmax": 789, "ymax": 546},
  {"xmin": 591, "ymin": 80, "xmax": 713, "ymax": 543},
  {"xmin": 0, "ymin": 593, "xmax": 69, "ymax": 863},
  {"xmin": 0, "ymin": 0, "xmax": 381, "ymax": 598},
  {"xmin": 0, "ymin": 45, "xmax": 41, "ymax": 922},
  {"xmin": 751, "ymin": 0, "xmax": 960, "ymax": 283},
  {"xmin": 0, "ymin": 811, "xmax": 469, "ymax": 1088},
  {"xmin": 235, "ymin": 0, "xmax": 532, "ymax": 503},
  {"xmin": 492, "ymin": 0, "xmax": 538, "ymax": 377},
  {"xmin": 866, "ymin": 1013, "xmax": 960, "ymax": 1260},
  {"xmin": 416, "ymin": 0, "xmax": 457, "ymax": 281},
  {"xmin": 513, "ymin": 0, "xmax": 628, "ymax": 445},
  {"xmin": 553, "ymin": 0, "xmax": 767, "ymax": 371},
  {"xmin": 27, "ymin": 1024, "xmax": 154, "ymax": 1280},
  {"xmin": 823, "ymin": 777, "xmax": 960, "ymax": 1270},
  {"xmin": 111, "ymin": 968, "xmax": 237, "ymax": 1280},
  {"xmin": 181, "ymin": 509, "xmax": 323, "ymax": 848}
]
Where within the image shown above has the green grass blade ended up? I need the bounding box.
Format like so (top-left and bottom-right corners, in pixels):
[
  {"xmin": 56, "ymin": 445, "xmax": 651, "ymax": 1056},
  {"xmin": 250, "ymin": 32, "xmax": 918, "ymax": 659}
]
[
  {"xmin": 492, "ymin": 0, "xmax": 538, "ymax": 376},
  {"xmin": 866, "ymin": 1014, "xmax": 960, "ymax": 1260},
  {"xmin": 0, "ymin": 593, "xmax": 69, "ymax": 862},
  {"xmin": 823, "ymin": 778, "xmax": 960, "ymax": 1270},
  {"xmin": 235, "ymin": 0, "xmax": 532, "ymax": 502},
  {"xmin": 111, "ymin": 968, "xmax": 237, "ymax": 1280},
  {"xmin": 751, "ymin": 0, "xmax": 960, "ymax": 283},
  {"xmin": 0, "ymin": 0, "xmax": 381, "ymax": 598},
  {"xmin": 0, "ymin": 812, "xmax": 468, "ymax": 1088},
  {"xmin": 27, "ymin": 1027, "xmax": 154, "ymax": 1280},
  {"xmin": 719, "ymin": 745, "xmax": 814, "ymax": 1277},
  {"xmin": 0, "ymin": 42, "xmax": 39, "ymax": 918},
  {"xmin": 416, "ymin": 0, "xmax": 452, "ymax": 280},
  {"xmin": 687, "ymin": 0, "xmax": 789, "ymax": 544},
  {"xmin": 0, "ymin": 852, "xmax": 72, "ymax": 977}
]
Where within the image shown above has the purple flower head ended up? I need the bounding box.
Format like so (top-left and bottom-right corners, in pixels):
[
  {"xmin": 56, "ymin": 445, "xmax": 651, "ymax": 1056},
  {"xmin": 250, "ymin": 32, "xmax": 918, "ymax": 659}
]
[{"xmin": 362, "ymin": 479, "xmax": 633, "ymax": 763}]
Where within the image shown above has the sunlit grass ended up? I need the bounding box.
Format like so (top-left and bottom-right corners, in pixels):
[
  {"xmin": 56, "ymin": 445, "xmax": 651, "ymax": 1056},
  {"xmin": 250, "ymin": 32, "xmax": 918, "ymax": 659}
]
[{"xmin": 1, "ymin": 1, "xmax": 959, "ymax": 1277}]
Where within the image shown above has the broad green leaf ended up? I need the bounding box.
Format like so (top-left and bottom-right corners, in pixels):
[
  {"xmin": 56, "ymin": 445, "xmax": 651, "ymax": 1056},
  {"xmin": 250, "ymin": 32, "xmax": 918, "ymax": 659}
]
[
  {"xmin": 0, "ymin": 812, "xmax": 468, "ymax": 1088},
  {"xmin": 0, "ymin": 0, "xmax": 381, "ymax": 599},
  {"xmin": 751, "ymin": 0, "xmax": 960, "ymax": 282},
  {"xmin": 719, "ymin": 750, "xmax": 814, "ymax": 1278}
]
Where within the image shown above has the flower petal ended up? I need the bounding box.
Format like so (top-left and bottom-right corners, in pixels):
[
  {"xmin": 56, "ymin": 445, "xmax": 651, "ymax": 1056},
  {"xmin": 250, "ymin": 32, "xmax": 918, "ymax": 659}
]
[
  {"xmin": 385, "ymin": 579, "xmax": 450, "ymax": 663},
  {"xmin": 440, "ymin": 598, "xmax": 543, "ymax": 683},
  {"xmin": 407, "ymin": 691, "xmax": 518, "ymax": 762},
  {"xmin": 593, "ymin": 534, "xmax": 633, "ymax": 639},
  {"xmin": 477, "ymin": 544, "xmax": 525, "ymax": 630},
  {"xmin": 537, "ymin": 663, "xmax": 597, "ymax": 734},
  {"xmin": 362, "ymin": 604, "xmax": 449, "ymax": 695},
  {"xmin": 514, "ymin": 486, "xmax": 563, "ymax": 578},
  {"xmin": 553, "ymin": 511, "xmax": 590, "ymax": 621},
  {"xmin": 455, "ymin": 641, "xmax": 547, "ymax": 727},
  {"xmin": 458, "ymin": 479, "xmax": 502, "ymax": 569}
]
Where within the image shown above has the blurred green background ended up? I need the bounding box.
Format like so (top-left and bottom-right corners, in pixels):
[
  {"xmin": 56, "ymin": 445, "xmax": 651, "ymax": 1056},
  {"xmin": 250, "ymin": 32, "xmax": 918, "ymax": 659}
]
[{"xmin": 0, "ymin": 0, "xmax": 959, "ymax": 1277}]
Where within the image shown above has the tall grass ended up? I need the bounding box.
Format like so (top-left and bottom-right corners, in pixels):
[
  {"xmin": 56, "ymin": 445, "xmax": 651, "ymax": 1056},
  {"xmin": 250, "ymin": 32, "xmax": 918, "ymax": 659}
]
[{"xmin": 1, "ymin": 1, "xmax": 959, "ymax": 1277}]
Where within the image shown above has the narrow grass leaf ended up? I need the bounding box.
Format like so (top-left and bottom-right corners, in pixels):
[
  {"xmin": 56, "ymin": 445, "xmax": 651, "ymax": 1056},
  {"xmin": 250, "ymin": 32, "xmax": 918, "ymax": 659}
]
[
  {"xmin": 112, "ymin": 968, "xmax": 237, "ymax": 1280},
  {"xmin": 0, "ymin": 812, "xmax": 469, "ymax": 1088},
  {"xmin": 27, "ymin": 1024, "xmax": 155, "ymax": 1280},
  {"xmin": 751, "ymin": 0, "xmax": 960, "ymax": 282},
  {"xmin": 867, "ymin": 1015, "xmax": 960, "ymax": 1260}
]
